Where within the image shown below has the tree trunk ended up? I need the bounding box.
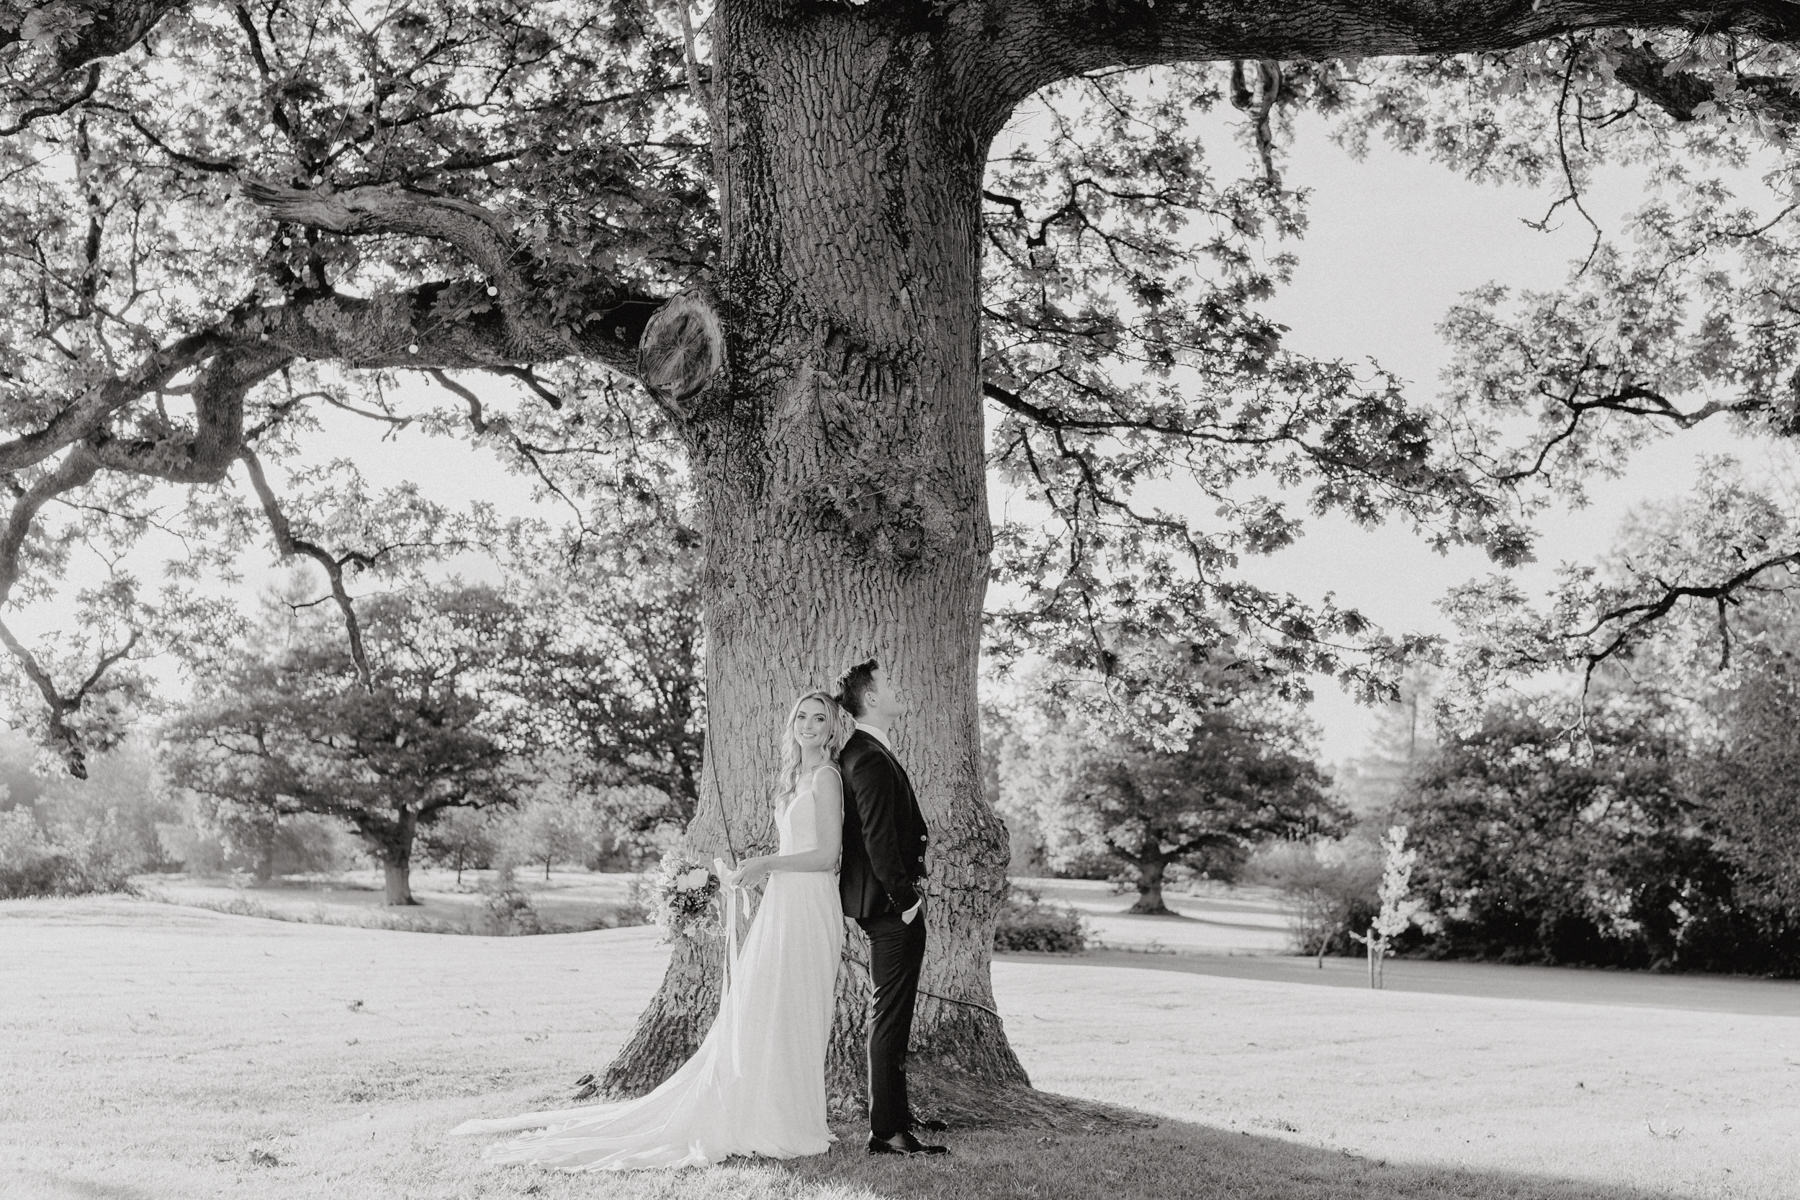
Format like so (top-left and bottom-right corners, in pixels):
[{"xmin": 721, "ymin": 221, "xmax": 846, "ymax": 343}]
[
  {"xmin": 381, "ymin": 810, "xmax": 418, "ymax": 906},
  {"xmin": 601, "ymin": 11, "xmax": 1026, "ymax": 1110},
  {"xmin": 1128, "ymin": 858, "xmax": 1173, "ymax": 915},
  {"xmin": 252, "ymin": 822, "xmax": 275, "ymax": 885}
]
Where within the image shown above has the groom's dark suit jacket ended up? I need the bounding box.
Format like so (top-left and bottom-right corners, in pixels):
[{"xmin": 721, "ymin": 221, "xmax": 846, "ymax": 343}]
[{"xmin": 838, "ymin": 729, "xmax": 929, "ymax": 919}]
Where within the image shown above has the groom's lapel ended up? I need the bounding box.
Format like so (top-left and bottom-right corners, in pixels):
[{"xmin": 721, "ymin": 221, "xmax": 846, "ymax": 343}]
[{"xmin": 855, "ymin": 730, "xmax": 911, "ymax": 786}]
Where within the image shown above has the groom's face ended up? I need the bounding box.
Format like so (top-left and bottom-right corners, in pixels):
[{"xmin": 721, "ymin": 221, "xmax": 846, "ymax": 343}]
[{"xmin": 867, "ymin": 667, "xmax": 902, "ymax": 723}]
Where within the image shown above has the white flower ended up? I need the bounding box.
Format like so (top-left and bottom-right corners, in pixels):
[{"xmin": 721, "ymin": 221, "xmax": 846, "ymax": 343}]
[{"xmin": 676, "ymin": 867, "xmax": 711, "ymax": 892}]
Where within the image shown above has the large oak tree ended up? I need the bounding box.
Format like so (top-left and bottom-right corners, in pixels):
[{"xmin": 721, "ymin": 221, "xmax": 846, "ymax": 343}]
[{"xmin": 7, "ymin": 0, "xmax": 1800, "ymax": 1112}]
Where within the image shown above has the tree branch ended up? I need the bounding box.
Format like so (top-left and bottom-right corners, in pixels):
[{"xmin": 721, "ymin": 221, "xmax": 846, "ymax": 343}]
[
  {"xmin": 1575, "ymin": 548, "xmax": 1800, "ymax": 676},
  {"xmin": 239, "ymin": 180, "xmax": 665, "ymax": 372},
  {"xmin": 237, "ymin": 446, "xmax": 374, "ymax": 690},
  {"xmin": 0, "ymin": 329, "xmax": 226, "ymax": 473},
  {"xmin": 0, "ymin": 63, "xmax": 100, "ymax": 137},
  {"xmin": 948, "ymin": 0, "xmax": 1800, "ymax": 135},
  {"xmin": 46, "ymin": 0, "xmax": 186, "ymax": 73},
  {"xmin": 240, "ymin": 180, "xmax": 531, "ymax": 306},
  {"xmin": 1604, "ymin": 33, "xmax": 1800, "ymax": 124}
]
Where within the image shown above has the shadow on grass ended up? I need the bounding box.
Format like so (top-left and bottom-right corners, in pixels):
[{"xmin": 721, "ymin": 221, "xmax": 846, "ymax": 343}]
[
  {"xmin": 1028, "ymin": 946, "xmax": 1800, "ymax": 1018},
  {"xmin": 769, "ymin": 1109, "xmax": 1686, "ymax": 1200},
  {"xmin": 10, "ymin": 1172, "xmax": 162, "ymax": 1200},
  {"xmin": 1102, "ymin": 910, "xmax": 1287, "ymax": 933}
]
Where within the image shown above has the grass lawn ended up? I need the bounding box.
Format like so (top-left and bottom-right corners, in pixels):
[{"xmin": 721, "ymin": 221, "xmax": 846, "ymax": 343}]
[
  {"xmin": 1018, "ymin": 876, "xmax": 1298, "ymax": 955},
  {"xmin": 3, "ymin": 896, "xmax": 1796, "ymax": 1200},
  {"xmin": 133, "ymin": 867, "xmax": 639, "ymax": 934}
]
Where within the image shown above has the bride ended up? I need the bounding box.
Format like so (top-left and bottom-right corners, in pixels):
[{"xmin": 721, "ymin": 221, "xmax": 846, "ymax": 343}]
[{"xmin": 449, "ymin": 690, "xmax": 849, "ymax": 1171}]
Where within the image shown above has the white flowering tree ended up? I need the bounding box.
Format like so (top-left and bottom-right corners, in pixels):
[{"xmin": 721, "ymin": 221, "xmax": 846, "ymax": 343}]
[{"xmin": 1349, "ymin": 824, "xmax": 1425, "ymax": 989}]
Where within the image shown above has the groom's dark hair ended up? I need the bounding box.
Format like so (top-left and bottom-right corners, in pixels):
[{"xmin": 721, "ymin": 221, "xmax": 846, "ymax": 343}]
[{"xmin": 834, "ymin": 658, "xmax": 880, "ymax": 718}]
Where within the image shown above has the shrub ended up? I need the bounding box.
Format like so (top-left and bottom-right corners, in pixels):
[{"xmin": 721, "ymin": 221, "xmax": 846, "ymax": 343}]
[
  {"xmin": 1245, "ymin": 835, "xmax": 1383, "ymax": 959},
  {"xmin": 993, "ymin": 884, "xmax": 1088, "ymax": 954},
  {"xmin": 613, "ymin": 874, "xmax": 655, "ymax": 928},
  {"xmin": 475, "ymin": 864, "xmax": 543, "ymax": 935},
  {"xmin": 0, "ymin": 809, "xmax": 134, "ymax": 899}
]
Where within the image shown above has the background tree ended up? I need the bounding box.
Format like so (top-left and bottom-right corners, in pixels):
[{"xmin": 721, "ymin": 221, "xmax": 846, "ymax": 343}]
[
  {"xmin": 0, "ymin": 735, "xmax": 172, "ymax": 896},
  {"xmin": 1699, "ymin": 647, "xmax": 1800, "ymax": 918},
  {"xmin": 184, "ymin": 793, "xmax": 351, "ymax": 881},
  {"xmin": 1067, "ymin": 714, "xmax": 1337, "ymax": 915},
  {"xmin": 12, "ymin": 0, "xmax": 1800, "ymax": 1111},
  {"xmin": 997, "ymin": 654, "xmax": 1339, "ymax": 914},
  {"xmin": 163, "ymin": 583, "xmax": 530, "ymax": 904},
  {"xmin": 499, "ymin": 781, "xmax": 597, "ymax": 881},
  {"xmin": 417, "ymin": 805, "xmax": 497, "ymax": 886},
  {"xmin": 1400, "ymin": 691, "xmax": 1734, "ymax": 969},
  {"xmin": 1428, "ymin": 474, "xmax": 1800, "ymax": 973},
  {"xmin": 979, "ymin": 701, "xmax": 1049, "ymax": 875},
  {"xmin": 1330, "ymin": 664, "xmax": 1439, "ymax": 818},
  {"xmin": 512, "ymin": 535, "xmax": 705, "ymax": 832}
]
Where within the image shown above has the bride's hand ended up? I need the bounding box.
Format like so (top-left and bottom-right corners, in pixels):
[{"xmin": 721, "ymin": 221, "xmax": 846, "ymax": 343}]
[{"xmin": 728, "ymin": 857, "xmax": 771, "ymax": 889}]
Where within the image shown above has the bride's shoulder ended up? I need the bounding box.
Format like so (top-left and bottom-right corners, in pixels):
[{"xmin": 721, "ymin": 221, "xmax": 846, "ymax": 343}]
[{"xmin": 812, "ymin": 762, "xmax": 844, "ymax": 793}]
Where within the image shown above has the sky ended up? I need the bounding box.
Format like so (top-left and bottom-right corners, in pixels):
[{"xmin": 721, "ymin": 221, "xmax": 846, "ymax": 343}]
[{"xmin": 8, "ymin": 89, "xmax": 1786, "ymax": 768}]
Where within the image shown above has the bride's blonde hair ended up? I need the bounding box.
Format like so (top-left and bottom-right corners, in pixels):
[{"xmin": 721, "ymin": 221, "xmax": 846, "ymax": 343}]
[{"xmin": 778, "ymin": 690, "xmax": 851, "ymax": 799}]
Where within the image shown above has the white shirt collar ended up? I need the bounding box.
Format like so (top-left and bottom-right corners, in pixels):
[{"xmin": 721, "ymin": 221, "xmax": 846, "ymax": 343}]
[{"xmin": 854, "ymin": 720, "xmax": 892, "ymax": 751}]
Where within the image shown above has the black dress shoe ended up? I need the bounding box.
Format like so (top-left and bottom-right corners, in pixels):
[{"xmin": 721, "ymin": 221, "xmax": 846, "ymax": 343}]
[
  {"xmin": 911, "ymin": 1117, "xmax": 949, "ymax": 1133},
  {"xmin": 867, "ymin": 1130, "xmax": 949, "ymax": 1156}
]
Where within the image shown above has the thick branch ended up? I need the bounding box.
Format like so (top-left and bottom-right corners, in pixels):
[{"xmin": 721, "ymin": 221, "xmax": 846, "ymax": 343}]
[
  {"xmin": 241, "ymin": 181, "xmax": 529, "ymax": 302},
  {"xmin": 240, "ymin": 179, "xmax": 667, "ymax": 369},
  {"xmin": 948, "ymin": 0, "xmax": 1800, "ymax": 135},
  {"xmin": 3, "ymin": 274, "xmax": 657, "ymax": 601},
  {"xmin": 0, "ymin": 447, "xmax": 102, "ymax": 604},
  {"xmin": 1606, "ymin": 35, "xmax": 1800, "ymax": 123},
  {"xmin": 0, "ymin": 63, "xmax": 100, "ymax": 137},
  {"xmin": 47, "ymin": 0, "xmax": 186, "ymax": 73}
]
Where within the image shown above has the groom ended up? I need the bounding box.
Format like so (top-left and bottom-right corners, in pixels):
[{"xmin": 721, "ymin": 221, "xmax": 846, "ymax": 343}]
[{"xmin": 834, "ymin": 658, "xmax": 950, "ymax": 1157}]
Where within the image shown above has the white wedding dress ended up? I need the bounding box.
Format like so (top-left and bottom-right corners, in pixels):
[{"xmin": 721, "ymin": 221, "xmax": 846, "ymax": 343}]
[{"xmin": 449, "ymin": 768, "xmax": 845, "ymax": 1170}]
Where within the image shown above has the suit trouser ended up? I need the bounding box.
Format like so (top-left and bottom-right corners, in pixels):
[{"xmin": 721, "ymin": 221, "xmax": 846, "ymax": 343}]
[{"xmin": 858, "ymin": 904, "xmax": 927, "ymax": 1136}]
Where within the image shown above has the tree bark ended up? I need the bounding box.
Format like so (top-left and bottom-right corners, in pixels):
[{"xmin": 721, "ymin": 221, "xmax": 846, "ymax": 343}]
[
  {"xmin": 380, "ymin": 810, "xmax": 418, "ymax": 906},
  {"xmin": 1128, "ymin": 857, "xmax": 1172, "ymax": 916},
  {"xmin": 601, "ymin": 7, "xmax": 1025, "ymax": 1110}
]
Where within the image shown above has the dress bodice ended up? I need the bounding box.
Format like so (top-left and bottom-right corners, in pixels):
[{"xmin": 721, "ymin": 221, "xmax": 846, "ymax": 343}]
[{"xmin": 777, "ymin": 767, "xmax": 831, "ymax": 855}]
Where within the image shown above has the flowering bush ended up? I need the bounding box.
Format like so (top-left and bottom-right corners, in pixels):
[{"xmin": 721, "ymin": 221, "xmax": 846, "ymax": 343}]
[{"xmin": 647, "ymin": 851, "xmax": 721, "ymax": 942}]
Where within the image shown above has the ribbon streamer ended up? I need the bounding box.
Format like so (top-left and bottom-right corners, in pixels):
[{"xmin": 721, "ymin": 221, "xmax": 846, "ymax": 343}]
[{"xmin": 714, "ymin": 857, "xmax": 748, "ymax": 1075}]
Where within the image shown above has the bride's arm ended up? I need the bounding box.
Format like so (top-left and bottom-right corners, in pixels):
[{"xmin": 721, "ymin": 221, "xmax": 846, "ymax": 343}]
[{"xmin": 729, "ymin": 767, "xmax": 844, "ymax": 885}]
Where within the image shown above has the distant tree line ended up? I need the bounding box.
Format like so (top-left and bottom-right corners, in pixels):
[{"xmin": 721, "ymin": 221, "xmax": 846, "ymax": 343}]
[{"xmin": 1, "ymin": 529, "xmax": 702, "ymax": 905}]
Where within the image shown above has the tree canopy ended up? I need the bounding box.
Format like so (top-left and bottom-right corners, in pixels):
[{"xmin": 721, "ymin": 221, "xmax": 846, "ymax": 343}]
[
  {"xmin": 161, "ymin": 581, "xmax": 529, "ymax": 902},
  {"xmin": 8, "ymin": 4, "xmax": 1800, "ymax": 767}
]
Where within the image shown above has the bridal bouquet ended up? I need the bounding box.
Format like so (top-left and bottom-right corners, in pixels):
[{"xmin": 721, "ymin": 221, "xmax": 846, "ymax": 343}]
[{"xmin": 646, "ymin": 852, "xmax": 722, "ymax": 942}]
